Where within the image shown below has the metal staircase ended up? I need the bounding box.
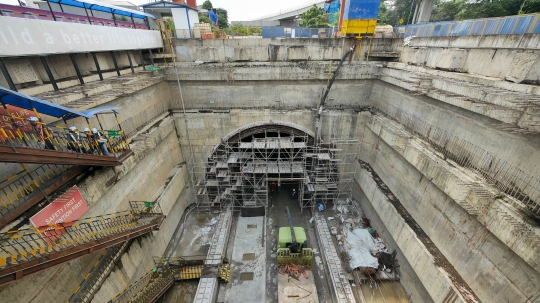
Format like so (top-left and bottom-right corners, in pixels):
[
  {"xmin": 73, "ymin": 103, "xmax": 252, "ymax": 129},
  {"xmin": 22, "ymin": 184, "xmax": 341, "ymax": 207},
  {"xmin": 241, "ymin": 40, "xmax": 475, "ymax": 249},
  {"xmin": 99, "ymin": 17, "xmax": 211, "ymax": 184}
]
[
  {"xmin": 0, "ymin": 164, "xmax": 86, "ymax": 228},
  {"xmin": 0, "ymin": 201, "xmax": 164, "ymax": 286},
  {"xmin": 109, "ymin": 255, "xmax": 231, "ymax": 303}
]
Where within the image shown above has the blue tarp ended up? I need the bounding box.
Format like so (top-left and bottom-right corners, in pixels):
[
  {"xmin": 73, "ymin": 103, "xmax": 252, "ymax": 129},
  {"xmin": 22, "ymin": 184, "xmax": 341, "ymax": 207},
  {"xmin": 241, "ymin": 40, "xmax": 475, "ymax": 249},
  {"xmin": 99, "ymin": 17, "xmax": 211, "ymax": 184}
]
[
  {"xmin": 50, "ymin": 0, "xmax": 155, "ymax": 19},
  {"xmin": 208, "ymin": 9, "xmax": 218, "ymax": 27},
  {"xmin": 324, "ymin": 0, "xmax": 340, "ymax": 23},
  {"xmin": 0, "ymin": 87, "xmax": 86, "ymax": 120},
  {"xmin": 64, "ymin": 106, "xmax": 118, "ymax": 120},
  {"xmin": 343, "ymin": 0, "xmax": 381, "ymax": 20}
]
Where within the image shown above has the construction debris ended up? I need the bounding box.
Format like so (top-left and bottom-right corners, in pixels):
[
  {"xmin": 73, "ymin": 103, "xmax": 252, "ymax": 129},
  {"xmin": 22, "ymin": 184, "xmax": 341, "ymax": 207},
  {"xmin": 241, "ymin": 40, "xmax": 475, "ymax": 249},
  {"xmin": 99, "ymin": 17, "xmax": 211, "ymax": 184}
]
[{"xmin": 278, "ymin": 263, "xmax": 309, "ymax": 280}]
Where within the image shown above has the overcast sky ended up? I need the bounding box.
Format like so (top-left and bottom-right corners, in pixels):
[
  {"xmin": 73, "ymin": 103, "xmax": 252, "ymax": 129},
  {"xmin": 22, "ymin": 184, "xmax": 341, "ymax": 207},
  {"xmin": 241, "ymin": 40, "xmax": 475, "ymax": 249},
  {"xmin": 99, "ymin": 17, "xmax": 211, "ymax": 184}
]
[{"xmin": 0, "ymin": 0, "xmax": 321, "ymax": 21}]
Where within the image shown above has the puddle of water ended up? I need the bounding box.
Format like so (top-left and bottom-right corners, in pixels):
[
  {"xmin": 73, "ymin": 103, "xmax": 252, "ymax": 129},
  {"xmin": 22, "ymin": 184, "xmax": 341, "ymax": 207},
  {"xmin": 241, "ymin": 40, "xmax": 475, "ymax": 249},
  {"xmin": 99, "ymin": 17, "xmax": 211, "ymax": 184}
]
[{"xmin": 359, "ymin": 281, "xmax": 410, "ymax": 303}]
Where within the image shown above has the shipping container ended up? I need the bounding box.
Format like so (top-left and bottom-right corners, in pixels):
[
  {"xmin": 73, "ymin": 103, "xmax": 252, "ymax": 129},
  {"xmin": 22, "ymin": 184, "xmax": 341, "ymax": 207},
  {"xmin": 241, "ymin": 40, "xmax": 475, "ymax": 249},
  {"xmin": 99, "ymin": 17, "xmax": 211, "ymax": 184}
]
[{"xmin": 340, "ymin": 0, "xmax": 381, "ymax": 36}]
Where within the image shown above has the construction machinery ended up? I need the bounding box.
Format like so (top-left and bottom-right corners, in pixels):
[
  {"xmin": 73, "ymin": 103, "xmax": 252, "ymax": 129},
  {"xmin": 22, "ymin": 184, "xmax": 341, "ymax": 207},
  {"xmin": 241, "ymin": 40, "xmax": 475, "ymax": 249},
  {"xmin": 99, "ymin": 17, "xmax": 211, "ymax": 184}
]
[{"xmin": 277, "ymin": 206, "xmax": 313, "ymax": 265}]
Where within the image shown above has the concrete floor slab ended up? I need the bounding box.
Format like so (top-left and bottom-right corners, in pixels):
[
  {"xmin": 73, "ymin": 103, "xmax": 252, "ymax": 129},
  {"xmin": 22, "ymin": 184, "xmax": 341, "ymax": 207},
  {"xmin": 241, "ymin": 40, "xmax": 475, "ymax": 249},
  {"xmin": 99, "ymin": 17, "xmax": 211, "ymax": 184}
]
[
  {"xmin": 277, "ymin": 270, "xmax": 319, "ymax": 303},
  {"xmin": 226, "ymin": 216, "xmax": 266, "ymax": 303}
]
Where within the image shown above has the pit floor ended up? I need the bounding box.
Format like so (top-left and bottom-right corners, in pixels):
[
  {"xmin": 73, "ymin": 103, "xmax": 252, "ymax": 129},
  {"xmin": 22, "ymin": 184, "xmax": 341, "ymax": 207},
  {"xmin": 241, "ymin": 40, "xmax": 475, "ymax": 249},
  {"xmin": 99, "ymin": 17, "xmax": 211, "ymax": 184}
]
[{"xmin": 161, "ymin": 183, "xmax": 410, "ymax": 303}]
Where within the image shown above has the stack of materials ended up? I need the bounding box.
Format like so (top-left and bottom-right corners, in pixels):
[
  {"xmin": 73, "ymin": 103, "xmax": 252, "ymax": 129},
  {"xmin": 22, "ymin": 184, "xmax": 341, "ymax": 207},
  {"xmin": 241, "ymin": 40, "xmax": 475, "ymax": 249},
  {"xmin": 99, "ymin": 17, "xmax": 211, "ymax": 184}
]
[{"xmin": 278, "ymin": 263, "xmax": 309, "ymax": 280}]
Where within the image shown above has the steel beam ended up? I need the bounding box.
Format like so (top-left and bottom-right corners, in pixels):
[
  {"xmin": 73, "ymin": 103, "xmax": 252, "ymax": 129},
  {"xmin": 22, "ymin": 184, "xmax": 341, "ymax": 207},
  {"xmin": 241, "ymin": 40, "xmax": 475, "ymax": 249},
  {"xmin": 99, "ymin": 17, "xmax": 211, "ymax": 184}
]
[
  {"xmin": 40, "ymin": 56, "xmax": 59, "ymax": 91},
  {"xmin": 0, "ymin": 216, "xmax": 164, "ymax": 286},
  {"xmin": 0, "ymin": 146, "xmax": 132, "ymax": 166},
  {"xmin": 149, "ymin": 49, "xmax": 154, "ymax": 65},
  {"xmin": 91, "ymin": 52, "xmax": 103, "ymax": 81},
  {"xmin": 126, "ymin": 51, "xmax": 134, "ymax": 73},
  {"xmin": 0, "ymin": 58, "xmax": 17, "ymax": 91},
  {"xmin": 110, "ymin": 51, "xmax": 121, "ymax": 76},
  {"xmin": 138, "ymin": 50, "xmax": 146, "ymax": 70},
  {"xmin": 70, "ymin": 54, "xmax": 84, "ymax": 85}
]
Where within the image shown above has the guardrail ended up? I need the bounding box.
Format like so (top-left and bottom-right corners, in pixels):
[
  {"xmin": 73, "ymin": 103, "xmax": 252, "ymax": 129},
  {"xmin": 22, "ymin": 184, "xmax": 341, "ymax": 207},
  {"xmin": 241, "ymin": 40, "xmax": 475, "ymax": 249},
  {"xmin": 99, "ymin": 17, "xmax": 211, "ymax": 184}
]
[
  {"xmin": 394, "ymin": 13, "xmax": 540, "ymax": 38},
  {"xmin": 1, "ymin": 120, "xmax": 130, "ymax": 159},
  {"xmin": 0, "ymin": 163, "xmax": 84, "ymax": 228},
  {"xmin": 0, "ymin": 3, "xmax": 147, "ymax": 30},
  {"xmin": 0, "ymin": 202, "xmax": 164, "ymax": 285},
  {"xmin": 109, "ymin": 268, "xmax": 175, "ymax": 303},
  {"xmin": 263, "ymin": 26, "xmax": 338, "ymax": 38}
]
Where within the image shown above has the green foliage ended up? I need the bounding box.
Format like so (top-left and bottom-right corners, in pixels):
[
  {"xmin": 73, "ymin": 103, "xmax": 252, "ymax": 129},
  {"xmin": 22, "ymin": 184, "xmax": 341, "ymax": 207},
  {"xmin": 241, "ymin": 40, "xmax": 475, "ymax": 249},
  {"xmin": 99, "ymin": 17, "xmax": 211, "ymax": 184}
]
[
  {"xmin": 164, "ymin": 18, "xmax": 175, "ymax": 31},
  {"xmin": 430, "ymin": 0, "xmax": 465, "ymax": 22},
  {"xmin": 114, "ymin": 15, "xmax": 129, "ymax": 22},
  {"xmin": 231, "ymin": 24, "xmax": 262, "ymax": 36},
  {"xmin": 199, "ymin": 14, "xmax": 212, "ymax": 24},
  {"xmin": 299, "ymin": 5, "xmax": 327, "ymax": 28},
  {"xmin": 202, "ymin": 0, "xmax": 212, "ymax": 9},
  {"xmin": 379, "ymin": 0, "xmax": 540, "ymax": 25},
  {"xmin": 216, "ymin": 8, "xmax": 229, "ymax": 28}
]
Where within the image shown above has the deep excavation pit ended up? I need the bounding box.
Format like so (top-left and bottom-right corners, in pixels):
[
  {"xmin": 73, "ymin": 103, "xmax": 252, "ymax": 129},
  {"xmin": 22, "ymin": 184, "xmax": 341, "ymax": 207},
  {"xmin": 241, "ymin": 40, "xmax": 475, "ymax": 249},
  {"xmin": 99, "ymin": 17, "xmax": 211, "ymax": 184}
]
[{"xmin": 1, "ymin": 35, "xmax": 540, "ymax": 303}]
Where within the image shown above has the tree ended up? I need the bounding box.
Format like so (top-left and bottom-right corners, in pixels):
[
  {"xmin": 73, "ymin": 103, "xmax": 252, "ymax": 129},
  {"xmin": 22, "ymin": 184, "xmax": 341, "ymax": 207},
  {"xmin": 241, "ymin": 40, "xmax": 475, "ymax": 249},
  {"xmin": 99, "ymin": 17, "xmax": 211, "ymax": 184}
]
[
  {"xmin": 430, "ymin": 0, "xmax": 465, "ymax": 22},
  {"xmin": 202, "ymin": 0, "xmax": 212, "ymax": 9},
  {"xmin": 199, "ymin": 14, "xmax": 212, "ymax": 24},
  {"xmin": 216, "ymin": 8, "xmax": 229, "ymax": 28},
  {"xmin": 299, "ymin": 5, "xmax": 326, "ymax": 27},
  {"xmin": 231, "ymin": 23, "xmax": 262, "ymax": 36}
]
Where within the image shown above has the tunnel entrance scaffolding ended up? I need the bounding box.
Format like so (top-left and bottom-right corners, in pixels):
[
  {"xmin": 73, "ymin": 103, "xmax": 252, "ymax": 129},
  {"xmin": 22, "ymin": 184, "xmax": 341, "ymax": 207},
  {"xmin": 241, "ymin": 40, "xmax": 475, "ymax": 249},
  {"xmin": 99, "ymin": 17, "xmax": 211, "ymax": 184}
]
[
  {"xmin": 301, "ymin": 139, "xmax": 359, "ymax": 212},
  {"xmin": 191, "ymin": 130, "xmax": 359, "ymax": 213}
]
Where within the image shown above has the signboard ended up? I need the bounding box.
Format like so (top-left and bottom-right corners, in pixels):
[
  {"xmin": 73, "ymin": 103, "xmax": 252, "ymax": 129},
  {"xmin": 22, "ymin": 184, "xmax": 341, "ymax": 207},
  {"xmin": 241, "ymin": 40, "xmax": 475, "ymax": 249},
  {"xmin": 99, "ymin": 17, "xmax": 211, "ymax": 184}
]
[
  {"xmin": 30, "ymin": 185, "xmax": 89, "ymax": 243},
  {"xmin": 0, "ymin": 105, "xmax": 35, "ymax": 141},
  {"xmin": 0, "ymin": 17, "xmax": 162, "ymax": 57},
  {"xmin": 107, "ymin": 130, "xmax": 121, "ymax": 138}
]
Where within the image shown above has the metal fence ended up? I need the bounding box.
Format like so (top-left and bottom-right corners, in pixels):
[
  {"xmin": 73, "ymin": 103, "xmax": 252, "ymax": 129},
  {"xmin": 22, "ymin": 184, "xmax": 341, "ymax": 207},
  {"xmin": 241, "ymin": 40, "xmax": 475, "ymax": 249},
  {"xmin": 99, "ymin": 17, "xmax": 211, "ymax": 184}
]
[
  {"xmin": 394, "ymin": 13, "xmax": 540, "ymax": 38},
  {"xmin": 262, "ymin": 26, "xmax": 338, "ymax": 38}
]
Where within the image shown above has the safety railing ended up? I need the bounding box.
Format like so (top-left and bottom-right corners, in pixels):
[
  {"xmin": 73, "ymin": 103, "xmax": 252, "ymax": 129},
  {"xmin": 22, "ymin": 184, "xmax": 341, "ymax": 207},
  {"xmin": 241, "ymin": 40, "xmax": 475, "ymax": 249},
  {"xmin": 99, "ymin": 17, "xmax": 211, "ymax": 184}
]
[
  {"xmin": 109, "ymin": 268, "xmax": 175, "ymax": 303},
  {"xmin": 0, "ymin": 164, "xmax": 71, "ymax": 210},
  {"xmin": 374, "ymin": 102, "xmax": 540, "ymax": 215},
  {"xmin": 277, "ymin": 248, "xmax": 313, "ymax": 266},
  {"xmin": 394, "ymin": 13, "xmax": 540, "ymax": 38},
  {"xmin": 68, "ymin": 241, "xmax": 130, "ymax": 303},
  {"xmin": 0, "ymin": 203, "xmax": 164, "ymax": 285},
  {"xmin": 262, "ymin": 26, "xmax": 338, "ymax": 38},
  {"xmin": 0, "ymin": 163, "xmax": 80, "ymax": 227},
  {"xmin": 0, "ymin": 3, "xmax": 148, "ymax": 30},
  {"xmin": 0, "ymin": 120, "xmax": 130, "ymax": 158}
]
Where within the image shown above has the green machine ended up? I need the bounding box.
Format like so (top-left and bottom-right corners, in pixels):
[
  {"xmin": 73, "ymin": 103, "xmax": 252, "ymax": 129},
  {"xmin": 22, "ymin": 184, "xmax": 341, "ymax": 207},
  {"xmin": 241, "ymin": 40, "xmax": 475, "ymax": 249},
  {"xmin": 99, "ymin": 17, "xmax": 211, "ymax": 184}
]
[{"xmin": 277, "ymin": 206, "xmax": 313, "ymax": 266}]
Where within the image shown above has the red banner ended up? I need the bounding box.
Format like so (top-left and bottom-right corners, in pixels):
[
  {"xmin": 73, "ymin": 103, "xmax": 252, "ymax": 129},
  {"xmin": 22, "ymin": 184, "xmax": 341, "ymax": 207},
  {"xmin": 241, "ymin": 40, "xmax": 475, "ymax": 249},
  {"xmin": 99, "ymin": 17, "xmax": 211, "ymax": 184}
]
[
  {"xmin": 0, "ymin": 105, "xmax": 34, "ymax": 141},
  {"xmin": 30, "ymin": 186, "xmax": 89, "ymax": 244}
]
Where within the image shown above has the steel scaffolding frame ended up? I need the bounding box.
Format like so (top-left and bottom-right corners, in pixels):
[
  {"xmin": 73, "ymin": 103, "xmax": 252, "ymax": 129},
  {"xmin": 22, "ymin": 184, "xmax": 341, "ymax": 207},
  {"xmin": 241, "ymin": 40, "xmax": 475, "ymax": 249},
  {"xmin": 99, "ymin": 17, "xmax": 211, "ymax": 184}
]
[
  {"xmin": 190, "ymin": 127, "xmax": 359, "ymax": 213},
  {"xmin": 191, "ymin": 129, "xmax": 311, "ymax": 212},
  {"xmin": 301, "ymin": 138, "xmax": 359, "ymax": 211}
]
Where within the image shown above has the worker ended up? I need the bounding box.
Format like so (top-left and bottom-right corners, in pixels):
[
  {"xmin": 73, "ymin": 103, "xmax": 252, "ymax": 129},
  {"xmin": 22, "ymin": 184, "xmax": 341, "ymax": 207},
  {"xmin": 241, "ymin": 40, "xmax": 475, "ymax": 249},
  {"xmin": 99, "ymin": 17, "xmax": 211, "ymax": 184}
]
[
  {"xmin": 28, "ymin": 116, "xmax": 54, "ymax": 150},
  {"xmin": 67, "ymin": 126, "xmax": 86, "ymax": 153},
  {"xmin": 92, "ymin": 128, "xmax": 109, "ymax": 155},
  {"xmin": 271, "ymin": 181, "xmax": 277, "ymax": 192}
]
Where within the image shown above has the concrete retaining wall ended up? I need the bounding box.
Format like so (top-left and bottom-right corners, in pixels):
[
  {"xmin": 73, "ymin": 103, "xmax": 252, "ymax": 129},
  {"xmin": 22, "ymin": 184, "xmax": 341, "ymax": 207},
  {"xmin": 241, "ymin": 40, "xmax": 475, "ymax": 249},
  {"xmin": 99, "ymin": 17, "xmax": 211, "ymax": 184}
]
[{"xmin": 401, "ymin": 34, "xmax": 540, "ymax": 83}]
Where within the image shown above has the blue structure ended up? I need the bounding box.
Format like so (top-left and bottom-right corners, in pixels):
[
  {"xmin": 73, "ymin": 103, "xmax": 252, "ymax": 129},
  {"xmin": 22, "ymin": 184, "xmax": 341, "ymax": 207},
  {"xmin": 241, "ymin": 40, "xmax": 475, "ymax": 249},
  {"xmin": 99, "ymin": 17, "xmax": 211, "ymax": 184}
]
[
  {"xmin": 394, "ymin": 13, "xmax": 540, "ymax": 38},
  {"xmin": 324, "ymin": 0, "xmax": 341, "ymax": 24},
  {"xmin": 341, "ymin": 0, "xmax": 381, "ymax": 36}
]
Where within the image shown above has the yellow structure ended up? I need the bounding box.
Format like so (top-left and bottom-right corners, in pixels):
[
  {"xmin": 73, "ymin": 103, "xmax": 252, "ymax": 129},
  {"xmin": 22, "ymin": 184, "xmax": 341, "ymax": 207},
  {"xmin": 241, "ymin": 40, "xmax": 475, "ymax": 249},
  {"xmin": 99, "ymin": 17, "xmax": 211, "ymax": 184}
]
[{"xmin": 341, "ymin": 19, "xmax": 377, "ymax": 35}]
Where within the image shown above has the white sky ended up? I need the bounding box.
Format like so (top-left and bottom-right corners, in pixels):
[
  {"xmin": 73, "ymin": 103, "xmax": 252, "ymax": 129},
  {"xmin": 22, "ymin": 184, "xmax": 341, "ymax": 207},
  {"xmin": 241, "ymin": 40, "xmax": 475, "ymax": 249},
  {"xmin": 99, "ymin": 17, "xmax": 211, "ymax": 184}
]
[{"xmin": 0, "ymin": 0, "xmax": 319, "ymax": 21}]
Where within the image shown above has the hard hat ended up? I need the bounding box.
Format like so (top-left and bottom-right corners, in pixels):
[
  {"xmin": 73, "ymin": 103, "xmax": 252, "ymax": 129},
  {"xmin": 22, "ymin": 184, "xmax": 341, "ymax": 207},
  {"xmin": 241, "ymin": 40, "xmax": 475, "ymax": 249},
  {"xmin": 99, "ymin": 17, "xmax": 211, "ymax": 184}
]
[
  {"xmin": 83, "ymin": 127, "xmax": 90, "ymax": 132},
  {"xmin": 28, "ymin": 116, "xmax": 39, "ymax": 122},
  {"xmin": 92, "ymin": 128, "xmax": 98, "ymax": 134},
  {"xmin": 69, "ymin": 126, "xmax": 77, "ymax": 131}
]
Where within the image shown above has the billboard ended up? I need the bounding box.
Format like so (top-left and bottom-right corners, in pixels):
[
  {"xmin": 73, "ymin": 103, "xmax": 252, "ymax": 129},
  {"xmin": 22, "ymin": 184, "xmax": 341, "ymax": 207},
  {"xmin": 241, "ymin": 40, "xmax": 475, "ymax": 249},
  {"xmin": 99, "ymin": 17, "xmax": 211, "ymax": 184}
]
[
  {"xmin": 0, "ymin": 16, "xmax": 162, "ymax": 57},
  {"xmin": 0, "ymin": 105, "xmax": 34, "ymax": 141},
  {"xmin": 30, "ymin": 185, "xmax": 89, "ymax": 243}
]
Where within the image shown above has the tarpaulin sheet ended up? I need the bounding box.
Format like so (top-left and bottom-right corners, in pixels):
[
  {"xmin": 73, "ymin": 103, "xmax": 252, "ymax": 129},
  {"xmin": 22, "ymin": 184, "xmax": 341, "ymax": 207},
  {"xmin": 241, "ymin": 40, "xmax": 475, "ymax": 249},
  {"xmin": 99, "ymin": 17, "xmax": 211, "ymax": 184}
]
[{"xmin": 344, "ymin": 228, "xmax": 379, "ymax": 269}]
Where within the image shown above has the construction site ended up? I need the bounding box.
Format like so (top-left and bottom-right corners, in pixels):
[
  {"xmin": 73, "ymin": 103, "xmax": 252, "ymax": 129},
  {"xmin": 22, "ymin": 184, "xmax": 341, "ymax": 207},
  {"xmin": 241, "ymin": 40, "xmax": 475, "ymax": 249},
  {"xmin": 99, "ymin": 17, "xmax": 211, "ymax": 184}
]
[{"xmin": 0, "ymin": 0, "xmax": 540, "ymax": 302}]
